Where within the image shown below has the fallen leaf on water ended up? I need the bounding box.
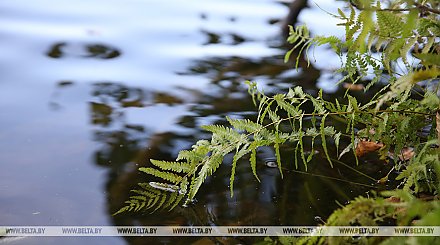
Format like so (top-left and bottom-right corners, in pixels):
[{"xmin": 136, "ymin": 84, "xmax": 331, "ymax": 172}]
[
  {"xmin": 343, "ymin": 83, "xmax": 365, "ymax": 91},
  {"xmin": 355, "ymin": 140, "xmax": 384, "ymax": 157}
]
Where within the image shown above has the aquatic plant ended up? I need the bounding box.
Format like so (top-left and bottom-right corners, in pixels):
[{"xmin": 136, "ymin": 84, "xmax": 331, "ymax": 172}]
[{"xmin": 116, "ymin": 0, "xmax": 439, "ymax": 240}]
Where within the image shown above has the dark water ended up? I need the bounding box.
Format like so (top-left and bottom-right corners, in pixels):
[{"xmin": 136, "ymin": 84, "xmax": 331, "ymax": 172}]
[{"xmin": 0, "ymin": 0, "xmax": 392, "ymax": 244}]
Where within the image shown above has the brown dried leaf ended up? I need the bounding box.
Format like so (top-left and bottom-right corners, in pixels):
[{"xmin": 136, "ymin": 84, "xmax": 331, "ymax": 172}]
[
  {"xmin": 343, "ymin": 83, "xmax": 365, "ymax": 91},
  {"xmin": 398, "ymin": 147, "xmax": 415, "ymax": 161},
  {"xmin": 385, "ymin": 196, "xmax": 407, "ymax": 218},
  {"xmin": 355, "ymin": 140, "xmax": 384, "ymax": 157},
  {"xmin": 385, "ymin": 196, "xmax": 401, "ymax": 203}
]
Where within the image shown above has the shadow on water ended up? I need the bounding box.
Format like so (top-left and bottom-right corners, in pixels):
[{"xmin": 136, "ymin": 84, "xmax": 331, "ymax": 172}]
[{"xmin": 47, "ymin": 42, "xmax": 121, "ymax": 59}]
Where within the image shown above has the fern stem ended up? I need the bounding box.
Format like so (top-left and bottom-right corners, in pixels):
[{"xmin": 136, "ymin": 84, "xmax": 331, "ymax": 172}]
[
  {"xmin": 350, "ymin": 2, "xmax": 440, "ymax": 15},
  {"xmin": 259, "ymin": 109, "xmax": 434, "ymax": 131},
  {"xmin": 378, "ymin": 109, "xmax": 435, "ymax": 116},
  {"xmin": 157, "ymin": 100, "xmax": 435, "ymax": 199},
  {"xmin": 414, "ymin": 3, "xmax": 440, "ymax": 15}
]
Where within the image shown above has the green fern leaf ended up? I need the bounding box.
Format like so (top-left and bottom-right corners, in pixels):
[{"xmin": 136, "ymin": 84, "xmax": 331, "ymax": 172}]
[
  {"xmin": 146, "ymin": 194, "xmax": 160, "ymax": 209},
  {"xmin": 400, "ymin": 37, "xmax": 417, "ymax": 66},
  {"xmin": 150, "ymin": 159, "xmax": 192, "ymax": 173},
  {"xmin": 230, "ymin": 143, "xmax": 251, "ymax": 197},
  {"xmin": 187, "ymin": 152, "xmax": 224, "ymax": 201},
  {"xmin": 250, "ymin": 147, "xmax": 258, "ymax": 180},
  {"xmin": 162, "ymin": 192, "xmax": 177, "ymax": 209},
  {"xmin": 169, "ymin": 193, "xmax": 185, "ymax": 211},
  {"xmin": 402, "ymin": 9, "xmax": 418, "ymax": 38},
  {"xmin": 202, "ymin": 125, "xmax": 242, "ymax": 142},
  {"xmin": 320, "ymin": 114, "xmax": 333, "ymax": 167},
  {"xmin": 152, "ymin": 194, "xmax": 167, "ymax": 212},
  {"xmin": 415, "ymin": 52, "xmax": 440, "ymax": 66},
  {"xmin": 275, "ymin": 96, "xmax": 302, "ymax": 119},
  {"xmin": 274, "ymin": 142, "xmax": 283, "ymax": 178},
  {"xmin": 139, "ymin": 168, "xmax": 183, "ymax": 184},
  {"xmin": 226, "ymin": 117, "xmax": 263, "ymax": 133},
  {"xmin": 377, "ymin": 11, "xmax": 403, "ymax": 37},
  {"xmin": 421, "ymin": 36, "xmax": 436, "ymax": 54}
]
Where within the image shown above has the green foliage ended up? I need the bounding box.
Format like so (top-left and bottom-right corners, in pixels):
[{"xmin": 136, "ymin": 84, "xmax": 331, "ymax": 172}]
[
  {"xmin": 116, "ymin": 4, "xmax": 439, "ymax": 241},
  {"xmin": 297, "ymin": 190, "xmax": 440, "ymax": 245}
]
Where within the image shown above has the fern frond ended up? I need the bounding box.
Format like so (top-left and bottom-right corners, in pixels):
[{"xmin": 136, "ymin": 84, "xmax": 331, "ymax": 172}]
[
  {"xmin": 376, "ymin": 67, "xmax": 440, "ymax": 110},
  {"xmin": 202, "ymin": 125, "xmax": 242, "ymax": 142},
  {"xmin": 418, "ymin": 17, "xmax": 440, "ymax": 36},
  {"xmin": 377, "ymin": 11, "xmax": 403, "ymax": 38},
  {"xmin": 230, "ymin": 143, "xmax": 251, "ymax": 197},
  {"xmin": 285, "ymin": 25, "xmax": 311, "ymax": 65},
  {"xmin": 150, "ymin": 159, "xmax": 192, "ymax": 173},
  {"xmin": 226, "ymin": 117, "xmax": 263, "ymax": 133},
  {"xmin": 274, "ymin": 94, "xmax": 302, "ymax": 118},
  {"xmin": 187, "ymin": 151, "xmax": 225, "ymax": 202},
  {"xmin": 354, "ymin": 10, "xmax": 374, "ymax": 52},
  {"xmin": 139, "ymin": 168, "xmax": 183, "ymax": 184},
  {"xmin": 400, "ymin": 37, "xmax": 417, "ymax": 67},
  {"xmin": 421, "ymin": 36, "xmax": 436, "ymax": 54},
  {"xmin": 320, "ymin": 114, "xmax": 333, "ymax": 167},
  {"xmin": 273, "ymin": 141, "xmax": 283, "ymax": 177}
]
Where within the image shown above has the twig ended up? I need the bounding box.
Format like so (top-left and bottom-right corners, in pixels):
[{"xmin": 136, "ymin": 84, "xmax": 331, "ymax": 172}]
[{"xmin": 349, "ymin": 0, "xmax": 440, "ymax": 15}]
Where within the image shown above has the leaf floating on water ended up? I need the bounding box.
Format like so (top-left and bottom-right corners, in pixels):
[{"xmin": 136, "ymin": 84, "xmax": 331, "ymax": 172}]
[{"xmin": 355, "ymin": 140, "xmax": 384, "ymax": 157}]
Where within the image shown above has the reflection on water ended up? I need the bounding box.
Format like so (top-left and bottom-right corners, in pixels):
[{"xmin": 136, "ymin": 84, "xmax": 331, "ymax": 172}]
[
  {"xmin": 47, "ymin": 42, "xmax": 121, "ymax": 59},
  {"xmin": 0, "ymin": 0, "xmax": 394, "ymax": 244}
]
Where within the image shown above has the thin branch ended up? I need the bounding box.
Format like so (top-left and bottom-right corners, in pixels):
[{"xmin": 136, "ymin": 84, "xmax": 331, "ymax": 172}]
[
  {"xmin": 376, "ymin": 8, "xmax": 412, "ymax": 12},
  {"xmin": 349, "ymin": 0, "xmax": 440, "ymax": 14},
  {"xmin": 415, "ymin": 3, "xmax": 440, "ymax": 14}
]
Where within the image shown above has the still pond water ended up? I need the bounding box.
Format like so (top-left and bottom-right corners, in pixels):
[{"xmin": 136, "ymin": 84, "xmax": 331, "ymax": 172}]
[{"xmin": 0, "ymin": 0, "xmax": 391, "ymax": 244}]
